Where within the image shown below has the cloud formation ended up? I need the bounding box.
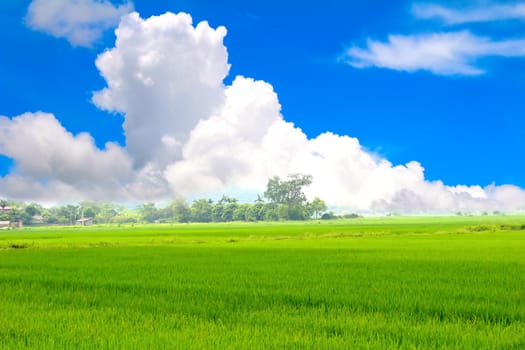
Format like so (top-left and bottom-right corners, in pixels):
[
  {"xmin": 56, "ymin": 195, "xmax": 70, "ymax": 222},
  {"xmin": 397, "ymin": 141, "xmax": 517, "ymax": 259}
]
[
  {"xmin": 412, "ymin": 2, "xmax": 525, "ymax": 24},
  {"xmin": 26, "ymin": 0, "xmax": 133, "ymax": 47},
  {"xmin": 93, "ymin": 12, "xmax": 229, "ymax": 167},
  {"xmin": 343, "ymin": 2, "xmax": 525, "ymax": 76},
  {"xmin": 344, "ymin": 31, "xmax": 525, "ymax": 75},
  {"xmin": 2, "ymin": 11, "xmax": 525, "ymax": 212},
  {"xmin": 0, "ymin": 112, "xmax": 133, "ymax": 202}
]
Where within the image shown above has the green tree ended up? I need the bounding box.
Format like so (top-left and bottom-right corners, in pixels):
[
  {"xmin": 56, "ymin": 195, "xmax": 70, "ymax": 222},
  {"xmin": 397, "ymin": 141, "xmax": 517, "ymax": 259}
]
[
  {"xmin": 262, "ymin": 203, "xmax": 279, "ymax": 221},
  {"xmin": 264, "ymin": 174, "xmax": 313, "ymax": 207},
  {"xmin": 245, "ymin": 204, "xmax": 258, "ymax": 222},
  {"xmin": 137, "ymin": 203, "xmax": 159, "ymax": 223},
  {"xmin": 43, "ymin": 207, "xmax": 61, "ymax": 224},
  {"xmin": 232, "ymin": 205, "xmax": 248, "ymax": 221},
  {"xmin": 191, "ymin": 199, "xmax": 213, "ymax": 222},
  {"xmin": 246, "ymin": 202, "xmax": 265, "ymax": 221},
  {"xmin": 277, "ymin": 204, "xmax": 289, "ymax": 221},
  {"xmin": 222, "ymin": 202, "xmax": 238, "ymax": 222},
  {"xmin": 113, "ymin": 208, "xmax": 140, "ymax": 224},
  {"xmin": 218, "ymin": 195, "xmax": 238, "ymax": 205},
  {"xmin": 174, "ymin": 199, "xmax": 192, "ymax": 223},
  {"xmin": 95, "ymin": 203, "xmax": 120, "ymax": 223},
  {"xmin": 212, "ymin": 204, "xmax": 224, "ymax": 222},
  {"xmin": 309, "ymin": 197, "xmax": 328, "ymax": 219},
  {"xmin": 59, "ymin": 204, "xmax": 80, "ymax": 225},
  {"xmin": 83, "ymin": 206, "xmax": 96, "ymax": 219},
  {"xmin": 288, "ymin": 205, "xmax": 307, "ymax": 220},
  {"xmin": 25, "ymin": 203, "xmax": 43, "ymax": 217},
  {"xmin": 0, "ymin": 200, "xmax": 10, "ymax": 221}
]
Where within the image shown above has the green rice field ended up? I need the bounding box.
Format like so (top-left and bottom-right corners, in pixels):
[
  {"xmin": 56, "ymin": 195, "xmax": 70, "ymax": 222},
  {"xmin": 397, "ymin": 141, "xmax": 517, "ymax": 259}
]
[{"xmin": 1, "ymin": 216, "xmax": 524, "ymax": 349}]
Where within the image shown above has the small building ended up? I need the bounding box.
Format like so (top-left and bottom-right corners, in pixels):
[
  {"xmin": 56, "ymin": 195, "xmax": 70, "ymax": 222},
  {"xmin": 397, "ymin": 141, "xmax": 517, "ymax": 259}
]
[
  {"xmin": 31, "ymin": 215, "xmax": 44, "ymax": 225},
  {"xmin": 0, "ymin": 220, "xmax": 22, "ymax": 229},
  {"xmin": 76, "ymin": 217, "xmax": 93, "ymax": 226},
  {"xmin": 0, "ymin": 206, "xmax": 20, "ymax": 229}
]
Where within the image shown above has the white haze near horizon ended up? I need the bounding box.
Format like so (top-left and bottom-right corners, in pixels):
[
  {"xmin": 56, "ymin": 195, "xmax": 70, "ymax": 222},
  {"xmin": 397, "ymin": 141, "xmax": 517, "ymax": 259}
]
[{"xmin": 1, "ymin": 11, "xmax": 525, "ymax": 213}]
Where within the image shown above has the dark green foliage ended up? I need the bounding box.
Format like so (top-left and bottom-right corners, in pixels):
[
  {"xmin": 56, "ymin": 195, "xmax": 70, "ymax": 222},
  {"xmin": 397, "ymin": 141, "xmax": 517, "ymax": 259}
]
[
  {"xmin": 309, "ymin": 197, "xmax": 327, "ymax": 219},
  {"xmin": 263, "ymin": 203, "xmax": 279, "ymax": 221},
  {"xmin": 191, "ymin": 199, "xmax": 213, "ymax": 223},
  {"xmin": 0, "ymin": 176, "xmax": 329, "ymax": 226},
  {"xmin": 211, "ymin": 204, "xmax": 224, "ymax": 222},
  {"xmin": 136, "ymin": 203, "xmax": 159, "ymax": 223},
  {"xmin": 221, "ymin": 203, "xmax": 238, "ymax": 222},
  {"xmin": 342, "ymin": 213, "xmax": 361, "ymax": 219},
  {"xmin": 168, "ymin": 198, "xmax": 192, "ymax": 223},
  {"xmin": 264, "ymin": 173, "xmax": 313, "ymax": 206},
  {"xmin": 321, "ymin": 212, "xmax": 336, "ymax": 220},
  {"xmin": 232, "ymin": 205, "xmax": 247, "ymax": 221}
]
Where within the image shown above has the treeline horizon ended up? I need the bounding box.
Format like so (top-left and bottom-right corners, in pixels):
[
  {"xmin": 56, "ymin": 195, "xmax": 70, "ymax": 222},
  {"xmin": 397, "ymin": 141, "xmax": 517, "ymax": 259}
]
[{"xmin": 1, "ymin": 174, "xmax": 360, "ymax": 225}]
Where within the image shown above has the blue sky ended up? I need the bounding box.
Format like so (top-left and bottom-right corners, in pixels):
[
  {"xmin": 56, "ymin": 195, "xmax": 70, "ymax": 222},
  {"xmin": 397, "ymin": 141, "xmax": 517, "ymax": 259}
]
[{"xmin": 1, "ymin": 0, "xmax": 525, "ymax": 212}]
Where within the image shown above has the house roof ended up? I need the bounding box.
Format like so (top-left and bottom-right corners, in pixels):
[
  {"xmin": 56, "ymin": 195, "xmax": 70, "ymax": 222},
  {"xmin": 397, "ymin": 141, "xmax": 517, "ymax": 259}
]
[{"xmin": 76, "ymin": 218, "xmax": 93, "ymax": 222}]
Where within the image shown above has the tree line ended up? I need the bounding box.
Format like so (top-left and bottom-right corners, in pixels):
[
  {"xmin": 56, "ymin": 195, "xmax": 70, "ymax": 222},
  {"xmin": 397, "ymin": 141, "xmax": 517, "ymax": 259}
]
[{"xmin": 0, "ymin": 174, "xmax": 338, "ymax": 225}]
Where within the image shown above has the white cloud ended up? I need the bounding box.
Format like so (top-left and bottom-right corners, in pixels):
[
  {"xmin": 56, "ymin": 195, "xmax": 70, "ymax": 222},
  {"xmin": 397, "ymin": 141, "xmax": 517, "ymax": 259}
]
[
  {"xmin": 412, "ymin": 2, "xmax": 525, "ymax": 24},
  {"xmin": 26, "ymin": 0, "xmax": 133, "ymax": 47},
  {"xmin": 0, "ymin": 112, "xmax": 134, "ymax": 201},
  {"xmin": 343, "ymin": 31, "xmax": 525, "ymax": 75},
  {"xmin": 162, "ymin": 75, "xmax": 525, "ymax": 213},
  {"xmin": 92, "ymin": 12, "xmax": 229, "ymax": 168},
  {"xmin": 3, "ymin": 10, "xmax": 525, "ymax": 212}
]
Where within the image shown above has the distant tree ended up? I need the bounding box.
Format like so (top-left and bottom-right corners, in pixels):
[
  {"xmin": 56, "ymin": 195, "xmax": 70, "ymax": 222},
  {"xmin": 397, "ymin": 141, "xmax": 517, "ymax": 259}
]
[
  {"xmin": 288, "ymin": 205, "xmax": 307, "ymax": 220},
  {"xmin": 262, "ymin": 203, "xmax": 279, "ymax": 221},
  {"xmin": 309, "ymin": 197, "xmax": 327, "ymax": 219},
  {"xmin": 221, "ymin": 202, "xmax": 238, "ymax": 222},
  {"xmin": 321, "ymin": 212, "xmax": 336, "ymax": 220},
  {"xmin": 60, "ymin": 204, "xmax": 80, "ymax": 225},
  {"xmin": 245, "ymin": 202, "xmax": 264, "ymax": 222},
  {"xmin": 264, "ymin": 174, "xmax": 313, "ymax": 207},
  {"xmin": 25, "ymin": 203, "xmax": 43, "ymax": 217},
  {"xmin": 43, "ymin": 207, "xmax": 60, "ymax": 224},
  {"xmin": 277, "ymin": 205, "xmax": 289, "ymax": 221},
  {"xmin": 166, "ymin": 198, "xmax": 192, "ymax": 223},
  {"xmin": 209, "ymin": 195, "xmax": 236, "ymax": 222},
  {"xmin": 191, "ymin": 199, "xmax": 213, "ymax": 222},
  {"xmin": 253, "ymin": 202, "xmax": 265, "ymax": 221},
  {"xmin": 264, "ymin": 176, "xmax": 284, "ymax": 204},
  {"xmin": 83, "ymin": 207, "xmax": 96, "ymax": 219},
  {"xmin": 232, "ymin": 205, "xmax": 248, "ymax": 221},
  {"xmin": 137, "ymin": 203, "xmax": 159, "ymax": 223},
  {"xmin": 212, "ymin": 204, "xmax": 224, "ymax": 222},
  {"xmin": 244, "ymin": 204, "xmax": 256, "ymax": 222},
  {"xmin": 113, "ymin": 209, "xmax": 140, "ymax": 224},
  {"xmin": 0, "ymin": 200, "xmax": 10, "ymax": 221},
  {"xmin": 96, "ymin": 203, "xmax": 120, "ymax": 223},
  {"xmin": 218, "ymin": 195, "xmax": 238, "ymax": 205}
]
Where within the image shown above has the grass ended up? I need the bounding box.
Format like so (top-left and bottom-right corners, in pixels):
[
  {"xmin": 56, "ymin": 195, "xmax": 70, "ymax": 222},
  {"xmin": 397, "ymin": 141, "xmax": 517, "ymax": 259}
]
[{"xmin": 1, "ymin": 216, "xmax": 525, "ymax": 349}]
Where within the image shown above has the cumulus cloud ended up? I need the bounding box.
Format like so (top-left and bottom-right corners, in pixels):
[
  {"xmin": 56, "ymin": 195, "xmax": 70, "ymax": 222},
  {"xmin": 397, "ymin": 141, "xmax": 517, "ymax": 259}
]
[
  {"xmin": 3, "ymin": 10, "xmax": 525, "ymax": 212},
  {"xmin": 343, "ymin": 31, "xmax": 525, "ymax": 75},
  {"xmin": 93, "ymin": 12, "xmax": 229, "ymax": 167},
  {"xmin": 0, "ymin": 112, "xmax": 134, "ymax": 201},
  {"xmin": 163, "ymin": 75, "xmax": 525, "ymax": 213},
  {"xmin": 412, "ymin": 2, "xmax": 525, "ymax": 24},
  {"xmin": 26, "ymin": 0, "xmax": 133, "ymax": 47}
]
